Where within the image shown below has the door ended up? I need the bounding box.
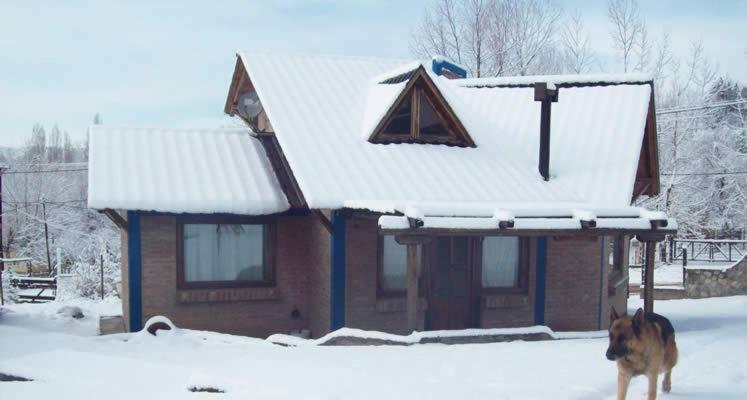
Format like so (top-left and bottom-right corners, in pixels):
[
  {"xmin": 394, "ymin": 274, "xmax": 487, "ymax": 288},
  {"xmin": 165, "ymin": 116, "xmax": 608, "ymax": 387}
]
[{"xmin": 426, "ymin": 236, "xmax": 477, "ymax": 330}]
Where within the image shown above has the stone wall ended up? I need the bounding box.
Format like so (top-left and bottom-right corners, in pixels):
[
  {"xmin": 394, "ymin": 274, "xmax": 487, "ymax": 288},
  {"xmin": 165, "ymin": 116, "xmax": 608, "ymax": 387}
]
[{"xmin": 684, "ymin": 255, "xmax": 747, "ymax": 298}]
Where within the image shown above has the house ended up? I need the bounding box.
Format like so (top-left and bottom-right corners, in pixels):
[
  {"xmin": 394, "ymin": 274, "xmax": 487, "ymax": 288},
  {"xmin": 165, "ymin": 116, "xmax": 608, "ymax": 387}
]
[{"xmin": 88, "ymin": 52, "xmax": 676, "ymax": 338}]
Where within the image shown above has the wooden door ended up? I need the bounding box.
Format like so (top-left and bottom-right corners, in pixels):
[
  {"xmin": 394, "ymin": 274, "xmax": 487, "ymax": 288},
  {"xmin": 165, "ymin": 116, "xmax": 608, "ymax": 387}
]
[{"xmin": 426, "ymin": 236, "xmax": 477, "ymax": 330}]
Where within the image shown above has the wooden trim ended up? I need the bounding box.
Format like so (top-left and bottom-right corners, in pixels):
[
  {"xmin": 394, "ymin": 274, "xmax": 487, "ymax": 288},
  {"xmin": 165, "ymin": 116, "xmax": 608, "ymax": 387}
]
[
  {"xmin": 411, "ymin": 88, "xmax": 419, "ymax": 139},
  {"xmin": 647, "ymin": 89, "xmax": 661, "ymax": 195},
  {"xmin": 100, "ymin": 209, "xmax": 128, "ymax": 230},
  {"xmin": 255, "ymin": 134, "xmax": 307, "ymax": 209},
  {"xmin": 224, "ymin": 56, "xmax": 246, "ymax": 116},
  {"xmin": 476, "ymin": 237, "xmax": 531, "ymax": 295},
  {"xmin": 175, "ymin": 215, "xmax": 276, "ymax": 290},
  {"xmin": 632, "ymin": 89, "xmax": 661, "ymax": 199},
  {"xmin": 368, "ymin": 66, "xmax": 476, "ymax": 147},
  {"xmin": 312, "ymin": 210, "xmax": 333, "ymax": 234}
]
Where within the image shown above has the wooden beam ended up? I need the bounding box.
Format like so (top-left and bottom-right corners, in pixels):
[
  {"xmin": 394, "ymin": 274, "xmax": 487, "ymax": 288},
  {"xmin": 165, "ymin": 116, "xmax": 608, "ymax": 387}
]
[
  {"xmin": 383, "ymin": 227, "xmax": 677, "ymax": 238},
  {"xmin": 100, "ymin": 209, "xmax": 128, "ymax": 230},
  {"xmin": 643, "ymin": 241, "xmax": 656, "ymax": 313},
  {"xmin": 313, "ymin": 210, "xmax": 333, "ymax": 235},
  {"xmin": 406, "ymin": 243, "xmax": 419, "ymax": 332},
  {"xmin": 256, "ymin": 134, "xmax": 307, "ymax": 209}
]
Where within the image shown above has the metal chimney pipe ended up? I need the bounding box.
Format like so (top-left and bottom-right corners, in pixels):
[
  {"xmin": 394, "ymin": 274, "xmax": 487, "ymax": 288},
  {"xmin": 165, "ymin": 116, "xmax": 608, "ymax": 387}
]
[{"xmin": 534, "ymin": 82, "xmax": 558, "ymax": 181}]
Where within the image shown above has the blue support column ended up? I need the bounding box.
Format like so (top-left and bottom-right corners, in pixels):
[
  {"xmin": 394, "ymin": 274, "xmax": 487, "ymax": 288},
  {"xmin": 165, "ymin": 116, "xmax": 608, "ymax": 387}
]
[
  {"xmin": 126, "ymin": 211, "xmax": 142, "ymax": 332},
  {"xmin": 598, "ymin": 237, "xmax": 606, "ymax": 329},
  {"xmin": 330, "ymin": 211, "xmax": 347, "ymax": 331},
  {"xmin": 534, "ymin": 237, "xmax": 548, "ymax": 325}
]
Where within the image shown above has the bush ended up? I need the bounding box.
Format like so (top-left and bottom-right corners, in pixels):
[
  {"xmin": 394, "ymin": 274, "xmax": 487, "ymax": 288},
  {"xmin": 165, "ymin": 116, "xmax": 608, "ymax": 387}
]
[{"xmin": 69, "ymin": 252, "xmax": 120, "ymax": 299}]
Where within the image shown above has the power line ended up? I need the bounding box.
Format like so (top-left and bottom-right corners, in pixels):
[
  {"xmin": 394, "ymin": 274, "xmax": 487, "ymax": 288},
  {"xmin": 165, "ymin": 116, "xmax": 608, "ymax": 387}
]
[{"xmin": 657, "ymin": 99, "xmax": 747, "ymax": 116}]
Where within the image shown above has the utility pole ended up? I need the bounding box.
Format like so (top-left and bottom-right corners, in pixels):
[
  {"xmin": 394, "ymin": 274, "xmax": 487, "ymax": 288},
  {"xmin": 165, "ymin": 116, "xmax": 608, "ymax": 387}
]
[
  {"xmin": 0, "ymin": 165, "xmax": 6, "ymax": 305},
  {"xmin": 42, "ymin": 199, "xmax": 52, "ymax": 275}
]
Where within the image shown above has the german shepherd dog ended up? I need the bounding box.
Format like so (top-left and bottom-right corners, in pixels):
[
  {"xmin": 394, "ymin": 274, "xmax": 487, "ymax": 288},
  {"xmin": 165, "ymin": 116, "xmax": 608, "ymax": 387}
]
[{"xmin": 606, "ymin": 307, "xmax": 678, "ymax": 400}]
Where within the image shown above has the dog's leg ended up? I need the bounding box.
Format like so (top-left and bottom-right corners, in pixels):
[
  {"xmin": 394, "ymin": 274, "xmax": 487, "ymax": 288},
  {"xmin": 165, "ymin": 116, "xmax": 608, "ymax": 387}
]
[
  {"xmin": 616, "ymin": 372, "xmax": 631, "ymax": 400},
  {"xmin": 646, "ymin": 372, "xmax": 659, "ymax": 400},
  {"xmin": 662, "ymin": 368, "xmax": 672, "ymax": 393}
]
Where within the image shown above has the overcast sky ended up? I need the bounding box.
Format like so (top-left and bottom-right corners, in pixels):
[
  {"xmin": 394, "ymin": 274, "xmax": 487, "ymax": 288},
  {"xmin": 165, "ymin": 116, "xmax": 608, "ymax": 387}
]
[{"xmin": 1, "ymin": 0, "xmax": 745, "ymax": 148}]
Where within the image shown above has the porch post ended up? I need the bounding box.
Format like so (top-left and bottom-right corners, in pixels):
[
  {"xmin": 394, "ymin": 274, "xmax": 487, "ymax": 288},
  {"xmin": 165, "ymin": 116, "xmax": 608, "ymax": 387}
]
[
  {"xmin": 643, "ymin": 241, "xmax": 656, "ymax": 313},
  {"xmin": 406, "ymin": 243, "xmax": 419, "ymax": 332}
]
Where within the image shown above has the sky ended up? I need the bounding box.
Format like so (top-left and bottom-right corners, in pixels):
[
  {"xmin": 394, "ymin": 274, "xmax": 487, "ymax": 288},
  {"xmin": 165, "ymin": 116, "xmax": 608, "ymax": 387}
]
[{"xmin": 1, "ymin": 0, "xmax": 745, "ymax": 148}]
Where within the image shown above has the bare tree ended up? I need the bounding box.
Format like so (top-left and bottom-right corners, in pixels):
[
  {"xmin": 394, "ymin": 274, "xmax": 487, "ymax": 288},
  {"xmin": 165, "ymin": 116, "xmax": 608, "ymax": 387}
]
[
  {"xmin": 607, "ymin": 0, "xmax": 645, "ymax": 72},
  {"xmin": 462, "ymin": 0, "xmax": 491, "ymax": 77},
  {"xmin": 560, "ymin": 11, "xmax": 595, "ymax": 73},
  {"xmin": 47, "ymin": 125, "xmax": 62, "ymax": 163},
  {"xmin": 411, "ymin": 0, "xmax": 463, "ymax": 69},
  {"xmin": 412, "ymin": 0, "xmax": 562, "ymax": 77},
  {"xmin": 503, "ymin": 0, "xmax": 561, "ymax": 76}
]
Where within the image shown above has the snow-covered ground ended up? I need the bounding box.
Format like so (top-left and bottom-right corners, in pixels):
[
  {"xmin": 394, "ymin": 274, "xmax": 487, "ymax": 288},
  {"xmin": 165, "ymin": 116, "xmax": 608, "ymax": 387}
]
[{"xmin": 1, "ymin": 296, "xmax": 746, "ymax": 399}]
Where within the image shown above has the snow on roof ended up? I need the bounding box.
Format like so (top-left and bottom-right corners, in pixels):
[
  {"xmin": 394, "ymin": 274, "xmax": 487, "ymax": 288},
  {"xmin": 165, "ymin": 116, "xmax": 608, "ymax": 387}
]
[
  {"xmin": 458, "ymin": 72, "xmax": 653, "ymax": 88},
  {"xmin": 239, "ymin": 52, "xmax": 653, "ymax": 213},
  {"xmin": 87, "ymin": 126, "xmax": 289, "ymax": 214}
]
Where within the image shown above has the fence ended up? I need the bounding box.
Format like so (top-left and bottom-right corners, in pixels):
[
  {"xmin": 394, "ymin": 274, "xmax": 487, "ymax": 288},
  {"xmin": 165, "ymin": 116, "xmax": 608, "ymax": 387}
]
[{"xmin": 671, "ymin": 239, "xmax": 747, "ymax": 263}]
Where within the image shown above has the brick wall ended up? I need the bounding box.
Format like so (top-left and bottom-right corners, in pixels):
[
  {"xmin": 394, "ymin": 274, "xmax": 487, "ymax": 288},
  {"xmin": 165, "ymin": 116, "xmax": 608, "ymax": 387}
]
[
  {"xmin": 544, "ymin": 236, "xmax": 608, "ymax": 331},
  {"xmin": 137, "ymin": 214, "xmax": 316, "ymax": 338}
]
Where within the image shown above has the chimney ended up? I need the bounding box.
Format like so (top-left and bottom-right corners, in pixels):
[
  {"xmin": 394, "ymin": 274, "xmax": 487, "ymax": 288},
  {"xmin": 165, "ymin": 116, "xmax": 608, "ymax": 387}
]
[
  {"xmin": 431, "ymin": 57, "xmax": 467, "ymax": 79},
  {"xmin": 534, "ymin": 82, "xmax": 558, "ymax": 181}
]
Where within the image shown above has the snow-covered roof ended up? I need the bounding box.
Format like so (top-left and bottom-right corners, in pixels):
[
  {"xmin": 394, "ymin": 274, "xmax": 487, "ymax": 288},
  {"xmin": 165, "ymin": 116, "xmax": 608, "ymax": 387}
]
[
  {"xmin": 87, "ymin": 127, "xmax": 289, "ymax": 214},
  {"xmin": 378, "ymin": 205, "xmax": 676, "ymax": 233},
  {"xmin": 238, "ymin": 52, "xmax": 654, "ymax": 215}
]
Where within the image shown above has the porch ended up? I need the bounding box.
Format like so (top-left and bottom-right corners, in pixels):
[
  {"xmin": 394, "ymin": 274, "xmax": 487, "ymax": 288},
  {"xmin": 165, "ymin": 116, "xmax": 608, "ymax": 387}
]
[{"xmin": 374, "ymin": 207, "xmax": 677, "ymax": 332}]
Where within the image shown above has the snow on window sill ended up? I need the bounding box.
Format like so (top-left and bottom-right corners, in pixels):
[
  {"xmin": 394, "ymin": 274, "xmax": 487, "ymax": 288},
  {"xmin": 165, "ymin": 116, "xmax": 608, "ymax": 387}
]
[{"xmin": 177, "ymin": 287, "xmax": 279, "ymax": 303}]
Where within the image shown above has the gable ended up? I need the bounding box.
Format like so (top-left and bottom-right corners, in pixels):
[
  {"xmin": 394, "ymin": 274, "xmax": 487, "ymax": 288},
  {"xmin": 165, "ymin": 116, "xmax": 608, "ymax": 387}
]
[
  {"xmin": 368, "ymin": 67, "xmax": 475, "ymax": 147},
  {"xmin": 633, "ymin": 91, "xmax": 661, "ymax": 200}
]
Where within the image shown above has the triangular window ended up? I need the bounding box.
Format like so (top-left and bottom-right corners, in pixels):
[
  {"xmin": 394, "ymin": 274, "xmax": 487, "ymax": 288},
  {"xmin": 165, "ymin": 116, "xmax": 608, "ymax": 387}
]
[
  {"xmin": 383, "ymin": 93, "xmax": 413, "ymax": 136},
  {"xmin": 369, "ymin": 68, "xmax": 475, "ymax": 147},
  {"xmin": 419, "ymin": 94, "xmax": 450, "ymax": 137}
]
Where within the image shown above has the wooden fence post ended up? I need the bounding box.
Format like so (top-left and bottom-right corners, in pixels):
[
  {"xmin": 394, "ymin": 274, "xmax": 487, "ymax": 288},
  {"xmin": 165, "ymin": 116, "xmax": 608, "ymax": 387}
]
[{"xmin": 644, "ymin": 241, "xmax": 656, "ymax": 314}]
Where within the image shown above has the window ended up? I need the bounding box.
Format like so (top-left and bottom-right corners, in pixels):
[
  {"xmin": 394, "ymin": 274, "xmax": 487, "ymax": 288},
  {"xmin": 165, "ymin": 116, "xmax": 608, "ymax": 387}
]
[
  {"xmin": 481, "ymin": 237, "xmax": 526, "ymax": 290},
  {"xmin": 369, "ymin": 68, "xmax": 475, "ymax": 147},
  {"xmin": 177, "ymin": 217, "xmax": 274, "ymax": 289},
  {"xmin": 378, "ymin": 235, "xmax": 421, "ymax": 295}
]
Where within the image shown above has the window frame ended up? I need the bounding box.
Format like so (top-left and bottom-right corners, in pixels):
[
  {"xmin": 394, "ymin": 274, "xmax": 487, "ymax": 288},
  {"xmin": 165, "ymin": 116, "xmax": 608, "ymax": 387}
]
[
  {"xmin": 175, "ymin": 215, "xmax": 276, "ymax": 290},
  {"xmin": 376, "ymin": 235, "xmax": 424, "ymax": 298},
  {"xmin": 478, "ymin": 236, "xmax": 531, "ymax": 295},
  {"xmin": 369, "ymin": 67, "xmax": 476, "ymax": 147},
  {"xmin": 608, "ymin": 235, "xmax": 626, "ymax": 279}
]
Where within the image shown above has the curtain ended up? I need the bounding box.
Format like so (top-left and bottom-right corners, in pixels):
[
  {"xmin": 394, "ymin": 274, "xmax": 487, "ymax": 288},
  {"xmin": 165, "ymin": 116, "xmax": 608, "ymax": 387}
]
[
  {"xmin": 482, "ymin": 237, "xmax": 519, "ymax": 287},
  {"xmin": 184, "ymin": 224, "xmax": 264, "ymax": 282}
]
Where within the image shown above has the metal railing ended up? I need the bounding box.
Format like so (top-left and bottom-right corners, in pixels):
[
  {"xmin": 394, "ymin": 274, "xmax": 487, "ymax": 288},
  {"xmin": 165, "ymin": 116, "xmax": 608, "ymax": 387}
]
[{"xmin": 671, "ymin": 239, "xmax": 746, "ymax": 263}]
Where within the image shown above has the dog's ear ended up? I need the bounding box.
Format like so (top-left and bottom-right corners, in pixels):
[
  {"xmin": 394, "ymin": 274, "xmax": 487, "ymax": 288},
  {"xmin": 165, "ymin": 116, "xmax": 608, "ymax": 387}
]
[
  {"xmin": 610, "ymin": 307, "xmax": 620, "ymax": 324},
  {"xmin": 632, "ymin": 308, "xmax": 644, "ymax": 336}
]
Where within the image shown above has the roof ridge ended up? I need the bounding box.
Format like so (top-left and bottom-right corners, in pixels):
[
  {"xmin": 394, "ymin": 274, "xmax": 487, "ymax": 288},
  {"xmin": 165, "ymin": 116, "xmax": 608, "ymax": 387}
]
[{"xmin": 237, "ymin": 49, "xmax": 411, "ymax": 64}]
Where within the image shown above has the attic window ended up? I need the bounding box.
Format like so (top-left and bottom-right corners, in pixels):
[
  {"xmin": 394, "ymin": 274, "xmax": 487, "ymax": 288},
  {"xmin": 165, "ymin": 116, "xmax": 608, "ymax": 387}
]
[{"xmin": 370, "ymin": 68, "xmax": 475, "ymax": 147}]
